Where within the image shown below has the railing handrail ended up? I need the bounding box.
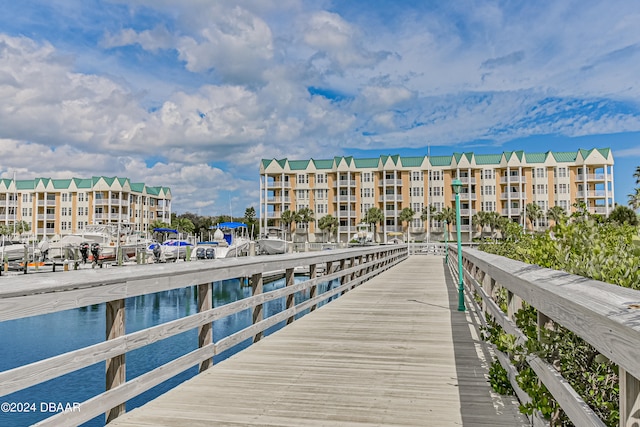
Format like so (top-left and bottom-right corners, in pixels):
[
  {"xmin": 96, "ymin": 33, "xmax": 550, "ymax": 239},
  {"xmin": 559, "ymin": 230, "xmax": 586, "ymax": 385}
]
[
  {"xmin": 0, "ymin": 245, "xmax": 408, "ymax": 426},
  {"xmin": 447, "ymin": 245, "xmax": 640, "ymax": 426}
]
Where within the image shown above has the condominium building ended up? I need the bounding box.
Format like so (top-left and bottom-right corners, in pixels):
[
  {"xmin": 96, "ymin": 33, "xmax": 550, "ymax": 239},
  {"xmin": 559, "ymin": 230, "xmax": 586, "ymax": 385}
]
[
  {"xmin": 259, "ymin": 148, "xmax": 614, "ymax": 243},
  {"xmin": 0, "ymin": 176, "xmax": 172, "ymax": 240}
]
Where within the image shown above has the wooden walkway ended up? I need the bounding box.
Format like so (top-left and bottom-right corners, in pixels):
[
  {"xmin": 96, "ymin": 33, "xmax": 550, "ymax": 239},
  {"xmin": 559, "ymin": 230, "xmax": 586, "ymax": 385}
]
[{"xmin": 109, "ymin": 255, "xmax": 527, "ymax": 426}]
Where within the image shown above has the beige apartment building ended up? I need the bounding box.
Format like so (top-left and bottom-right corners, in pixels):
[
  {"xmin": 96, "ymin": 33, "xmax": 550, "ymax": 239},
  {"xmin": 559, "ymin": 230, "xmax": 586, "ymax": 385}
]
[
  {"xmin": 0, "ymin": 176, "xmax": 171, "ymax": 241},
  {"xmin": 259, "ymin": 148, "xmax": 615, "ymax": 243}
]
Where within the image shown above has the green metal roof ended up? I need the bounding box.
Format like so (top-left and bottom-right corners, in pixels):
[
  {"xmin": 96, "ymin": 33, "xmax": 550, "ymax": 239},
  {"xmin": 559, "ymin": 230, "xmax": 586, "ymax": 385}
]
[
  {"xmin": 130, "ymin": 183, "xmax": 145, "ymax": 192},
  {"xmin": 400, "ymin": 156, "xmax": 425, "ymax": 167},
  {"xmin": 261, "ymin": 148, "xmax": 611, "ymax": 170},
  {"xmin": 552, "ymin": 151, "xmax": 578, "ymax": 162},
  {"xmin": 429, "ymin": 156, "xmax": 452, "ymax": 167},
  {"xmin": 52, "ymin": 179, "xmax": 72, "ymax": 189},
  {"xmin": 474, "ymin": 154, "xmax": 502, "ymax": 165},
  {"xmin": 524, "ymin": 152, "xmax": 547, "ymax": 163},
  {"xmin": 312, "ymin": 159, "xmax": 333, "ymax": 169},
  {"xmin": 288, "ymin": 160, "xmax": 310, "ymax": 170},
  {"xmin": 354, "ymin": 158, "xmax": 380, "ymax": 168}
]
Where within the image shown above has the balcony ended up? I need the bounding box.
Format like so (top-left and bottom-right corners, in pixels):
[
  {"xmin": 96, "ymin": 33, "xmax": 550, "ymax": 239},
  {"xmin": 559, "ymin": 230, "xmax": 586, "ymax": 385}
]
[
  {"xmin": 266, "ymin": 196, "xmax": 290, "ymax": 203},
  {"xmin": 577, "ymin": 174, "xmax": 606, "ymax": 182},
  {"xmin": 451, "ymin": 193, "xmax": 477, "ymax": 201},
  {"xmin": 95, "ymin": 198, "xmax": 130, "ymax": 207},
  {"xmin": 459, "ymin": 209, "xmax": 477, "ymax": 216},
  {"xmin": 500, "ymin": 176, "xmax": 526, "ymax": 184},
  {"xmin": 501, "ymin": 209, "xmax": 522, "ymax": 216},
  {"xmin": 382, "ymin": 194, "xmax": 403, "ymax": 202},
  {"xmin": 379, "ymin": 179, "xmax": 402, "ymax": 186},
  {"xmin": 500, "ymin": 192, "xmax": 526, "ymax": 200},
  {"xmin": 333, "ymin": 195, "xmax": 356, "ymax": 202},
  {"xmin": 336, "ymin": 211, "xmax": 357, "ymax": 218},
  {"xmin": 333, "ymin": 180, "xmax": 356, "ymax": 187},
  {"xmin": 458, "ymin": 177, "xmax": 476, "ymax": 185},
  {"xmin": 267, "ymin": 182, "xmax": 291, "ymax": 189},
  {"xmin": 589, "ymin": 206, "xmax": 609, "ymax": 214},
  {"xmin": 576, "ymin": 190, "xmax": 606, "ymax": 198}
]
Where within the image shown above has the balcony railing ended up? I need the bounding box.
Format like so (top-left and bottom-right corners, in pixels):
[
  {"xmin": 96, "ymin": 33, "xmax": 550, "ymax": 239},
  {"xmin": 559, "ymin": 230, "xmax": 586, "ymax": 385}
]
[
  {"xmin": 458, "ymin": 177, "xmax": 476, "ymax": 184},
  {"xmin": 576, "ymin": 190, "xmax": 606, "ymax": 198},
  {"xmin": 266, "ymin": 197, "xmax": 290, "ymax": 203},
  {"xmin": 333, "ymin": 180, "xmax": 356, "ymax": 187},
  {"xmin": 500, "ymin": 176, "xmax": 526, "ymax": 184},
  {"xmin": 379, "ymin": 179, "xmax": 402, "ymax": 186},
  {"xmin": 500, "ymin": 192, "xmax": 526, "ymax": 200},
  {"xmin": 577, "ymin": 174, "xmax": 606, "ymax": 181},
  {"xmin": 267, "ymin": 182, "xmax": 291, "ymax": 189},
  {"xmin": 451, "ymin": 193, "xmax": 477, "ymax": 201}
]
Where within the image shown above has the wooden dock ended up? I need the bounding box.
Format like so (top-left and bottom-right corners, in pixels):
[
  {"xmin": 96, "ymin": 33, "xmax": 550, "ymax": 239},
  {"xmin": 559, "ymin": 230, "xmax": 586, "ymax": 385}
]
[{"xmin": 108, "ymin": 255, "xmax": 527, "ymax": 426}]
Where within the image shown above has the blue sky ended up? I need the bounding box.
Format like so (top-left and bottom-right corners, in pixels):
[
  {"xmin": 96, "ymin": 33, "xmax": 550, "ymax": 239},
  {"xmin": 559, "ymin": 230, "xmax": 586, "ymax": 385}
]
[{"xmin": 0, "ymin": 0, "xmax": 639, "ymax": 215}]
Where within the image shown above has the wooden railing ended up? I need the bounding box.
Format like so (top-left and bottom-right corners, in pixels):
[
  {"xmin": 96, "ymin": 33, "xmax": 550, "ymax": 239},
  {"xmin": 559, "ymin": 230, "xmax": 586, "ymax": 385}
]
[
  {"xmin": 447, "ymin": 245, "xmax": 640, "ymax": 427},
  {"xmin": 0, "ymin": 245, "xmax": 407, "ymax": 426}
]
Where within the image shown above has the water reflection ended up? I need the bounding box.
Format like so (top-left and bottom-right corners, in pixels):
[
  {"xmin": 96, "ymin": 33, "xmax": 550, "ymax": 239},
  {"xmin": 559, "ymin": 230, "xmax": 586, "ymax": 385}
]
[{"xmin": 0, "ymin": 274, "xmax": 338, "ymax": 427}]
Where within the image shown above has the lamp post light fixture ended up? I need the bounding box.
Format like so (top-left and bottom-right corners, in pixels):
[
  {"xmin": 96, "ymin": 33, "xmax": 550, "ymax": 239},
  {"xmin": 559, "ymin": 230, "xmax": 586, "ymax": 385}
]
[{"xmin": 451, "ymin": 178, "xmax": 465, "ymax": 312}]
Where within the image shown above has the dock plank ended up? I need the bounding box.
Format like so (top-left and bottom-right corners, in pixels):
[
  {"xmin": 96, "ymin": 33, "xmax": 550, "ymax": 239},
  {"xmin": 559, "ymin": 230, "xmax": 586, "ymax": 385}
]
[{"xmin": 109, "ymin": 256, "xmax": 527, "ymax": 426}]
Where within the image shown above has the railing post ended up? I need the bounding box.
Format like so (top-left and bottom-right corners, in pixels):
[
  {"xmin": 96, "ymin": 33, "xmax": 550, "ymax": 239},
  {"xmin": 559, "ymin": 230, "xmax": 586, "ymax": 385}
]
[
  {"xmin": 309, "ymin": 264, "xmax": 318, "ymax": 312},
  {"xmin": 620, "ymin": 368, "xmax": 640, "ymax": 427},
  {"xmin": 349, "ymin": 256, "xmax": 356, "ymax": 289},
  {"xmin": 251, "ymin": 273, "xmax": 263, "ymax": 342},
  {"xmin": 286, "ymin": 268, "xmax": 295, "ymax": 324},
  {"xmin": 507, "ymin": 291, "xmax": 522, "ymax": 321},
  {"xmin": 105, "ymin": 298, "xmax": 126, "ymax": 423},
  {"xmin": 198, "ymin": 283, "xmax": 213, "ymax": 372},
  {"xmin": 340, "ymin": 258, "xmax": 347, "ymax": 295}
]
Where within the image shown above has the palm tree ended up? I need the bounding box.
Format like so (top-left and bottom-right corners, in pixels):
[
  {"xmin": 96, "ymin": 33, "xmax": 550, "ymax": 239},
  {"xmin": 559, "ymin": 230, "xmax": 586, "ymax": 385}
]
[
  {"xmin": 364, "ymin": 207, "xmax": 384, "ymax": 243},
  {"xmin": 634, "ymin": 166, "xmax": 640, "ymax": 185},
  {"xmin": 421, "ymin": 204, "xmax": 437, "ymax": 241},
  {"xmin": 434, "ymin": 206, "xmax": 456, "ymax": 240},
  {"xmin": 317, "ymin": 215, "xmax": 338, "ymax": 242},
  {"xmin": 628, "ymin": 188, "xmax": 640, "ymax": 211},
  {"xmin": 296, "ymin": 207, "xmax": 315, "ymax": 242},
  {"xmin": 172, "ymin": 217, "xmax": 195, "ymax": 236},
  {"xmin": 547, "ymin": 206, "xmax": 567, "ymax": 226},
  {"xmin": 484, "ymin": 211, "xmax": 501, "ymax": 240},
  {"xmin": 472, "ymin": 211, "xmax": 490, "ymax": 237},
  {"xmin": 280, "ymin": 210, "xmax": 296, "ymax": 242},
  {"xmin": 524, "ymin": 203, "xmax": 543, "ymax": 232},
  {"xmin": 399, "ymin": 207, "xmax": 415, "ymax": 242}
]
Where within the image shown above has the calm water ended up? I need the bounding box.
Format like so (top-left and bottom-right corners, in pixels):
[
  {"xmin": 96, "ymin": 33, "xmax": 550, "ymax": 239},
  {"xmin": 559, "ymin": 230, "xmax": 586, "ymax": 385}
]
[{"xmin": 0, "ymin": 275, "xmax": 338, "ymax": 426}]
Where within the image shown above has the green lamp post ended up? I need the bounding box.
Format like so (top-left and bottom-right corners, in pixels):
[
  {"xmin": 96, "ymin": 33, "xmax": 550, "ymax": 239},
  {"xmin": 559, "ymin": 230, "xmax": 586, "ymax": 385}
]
[{"xmin": 451, "ymin": 178, "xmax": 465, "ymax": 312}]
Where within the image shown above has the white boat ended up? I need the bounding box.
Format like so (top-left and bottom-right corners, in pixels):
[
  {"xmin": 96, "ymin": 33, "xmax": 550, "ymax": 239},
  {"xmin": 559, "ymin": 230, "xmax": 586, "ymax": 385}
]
[
  {"xmin": 47, "ymin": 223, "xmax": 147, "ymax": 262},
  {"xmin": 148, "ymin": 239, "xmax": 193, "ymax": 262},
  {"xmin": 0, "ymin": 237, "xmax": 27, "ymax": 262},
  {"xmin": 208, "ymin": 222, "xmax": 251, "ymax": 258},
  {"xmin": 257, "ymin": 227, "xmax": 290, "ymax": 255}
]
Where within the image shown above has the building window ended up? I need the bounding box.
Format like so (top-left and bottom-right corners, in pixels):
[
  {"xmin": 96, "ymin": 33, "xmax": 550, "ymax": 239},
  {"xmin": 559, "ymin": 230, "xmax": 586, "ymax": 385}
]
[
  {"xmin": 411, "ymin": 171, "xmax": 423, "ymax": 181},
  {"xmin": 362, "ymin": 173, "xmax": 372, "ymax": 183},
  {"xmin": 316, "ymin": 173, "xmax": 326, "ymax": 184},
  {"xmin": 536, "ymin": 168, "xmax": 546, "ymax": 178},
  {"xmin": 429, "ymin": 171, "xmax": 442, "ymax": 181},
  {"xmin": 482, "ymin": 170, "xmax": 494, "ymax": 180},
  {"xmin": 297, "ymin": 174, "xmax": 309, "ymax": 184}
]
